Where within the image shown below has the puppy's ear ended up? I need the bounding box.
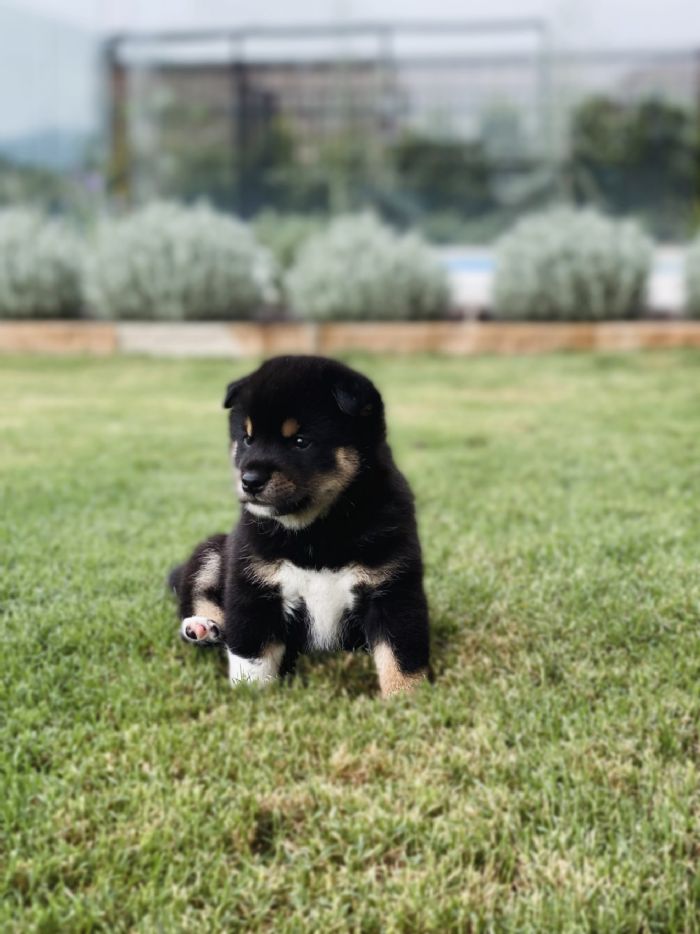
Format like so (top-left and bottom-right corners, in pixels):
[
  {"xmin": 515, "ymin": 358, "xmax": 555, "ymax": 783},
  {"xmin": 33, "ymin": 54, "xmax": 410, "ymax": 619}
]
[
  {"xmin": 223, "ymin": 375, "xmax": 250, "ymax": 409},
  {"xmin": 332, "ymin": 373, "xmax": 381, "ymax": 418}
]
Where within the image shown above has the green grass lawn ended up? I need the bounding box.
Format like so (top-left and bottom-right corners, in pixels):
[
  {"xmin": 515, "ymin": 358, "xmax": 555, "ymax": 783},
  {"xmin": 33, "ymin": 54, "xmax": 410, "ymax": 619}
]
[{"xmin": 2, "ymin": 351, "xmax": 700, "ymax": 932}]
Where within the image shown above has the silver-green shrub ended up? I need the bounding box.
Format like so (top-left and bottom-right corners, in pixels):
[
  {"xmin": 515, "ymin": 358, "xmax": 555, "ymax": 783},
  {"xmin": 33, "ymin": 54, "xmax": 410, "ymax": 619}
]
[
  {"xmin": 685, "ymin": 235, "xmax": 700, "ymax": 319},
  {"xmin": 252, "ymin": 210, "xmax": 326, "ymax": 271},
  {"xmin": 494, "ymin": 208, "xmax": 653, "ymax": 321},
  {"xmin": 84, "ymin": 202, "xmax": 276, "ymax": 320},
  {"xmin": 0, "ymin": 209, "xmax": 82, "ymax": 318},
  {"xmin": 286, "ymin": 213, "xmax": 450, "ymax": 321}
]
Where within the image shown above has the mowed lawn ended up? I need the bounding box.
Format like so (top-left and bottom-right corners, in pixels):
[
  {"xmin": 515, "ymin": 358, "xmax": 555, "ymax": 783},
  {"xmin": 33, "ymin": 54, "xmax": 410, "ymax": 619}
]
[{"xmin": 2, "ymin": 351, "xmax": 700, "ymax": 932}]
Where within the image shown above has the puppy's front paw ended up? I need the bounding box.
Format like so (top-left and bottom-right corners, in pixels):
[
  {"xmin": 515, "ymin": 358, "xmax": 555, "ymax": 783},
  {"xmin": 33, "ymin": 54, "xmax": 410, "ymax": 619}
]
[{"xmin": 181, "ymin": 616, "xmax": 222, "ymax": 645}]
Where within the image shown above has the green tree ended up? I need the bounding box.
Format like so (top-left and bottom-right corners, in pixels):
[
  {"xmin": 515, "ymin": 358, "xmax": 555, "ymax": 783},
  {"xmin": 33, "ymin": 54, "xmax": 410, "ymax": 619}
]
[
  {"xmin": 569, "ymin": 95, "xmax": 700, "ymax": 238},
  {"xmin": 391, "ymin": 133, "xmax": 495, "ymax": 216}
]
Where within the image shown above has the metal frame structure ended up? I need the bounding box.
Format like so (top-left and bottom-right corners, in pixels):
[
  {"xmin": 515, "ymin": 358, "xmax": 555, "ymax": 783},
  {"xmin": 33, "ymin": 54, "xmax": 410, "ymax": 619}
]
[
  {"xmin": 103, "ymin": 19, "xmax": 551, "ymax": 208},
  {"xmin": 102, "ymin": 22, "xmax": 700, "ymax": 236}
]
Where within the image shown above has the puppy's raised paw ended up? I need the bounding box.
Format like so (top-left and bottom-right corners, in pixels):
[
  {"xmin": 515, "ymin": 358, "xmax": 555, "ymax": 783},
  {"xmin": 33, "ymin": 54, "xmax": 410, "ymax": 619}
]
[{"xmin": 181, "ymin": 616, "xmax": 222, "ymax": 646}]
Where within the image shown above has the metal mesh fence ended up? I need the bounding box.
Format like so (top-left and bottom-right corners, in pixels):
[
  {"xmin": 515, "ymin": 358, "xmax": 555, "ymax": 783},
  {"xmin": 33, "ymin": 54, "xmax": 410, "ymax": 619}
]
[{"xmin": 102, "ymin": 25, "xmax": 700, "ymax": 240}]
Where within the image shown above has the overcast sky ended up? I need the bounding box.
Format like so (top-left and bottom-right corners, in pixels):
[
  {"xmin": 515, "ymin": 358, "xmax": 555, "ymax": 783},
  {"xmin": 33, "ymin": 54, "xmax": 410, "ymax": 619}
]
[{"xmin": 8, "ymin": 0, "xmax": 700, "ymax": 49}]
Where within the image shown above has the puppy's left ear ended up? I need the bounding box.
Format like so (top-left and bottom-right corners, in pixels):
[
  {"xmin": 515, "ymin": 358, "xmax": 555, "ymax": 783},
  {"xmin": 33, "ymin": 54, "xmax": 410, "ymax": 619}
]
[
  {"xmin": 332, "ymin": 373, "xmax": 382, "ymax": 419},
  {"xmin": 223, "ymin": 375, "xmax": 250, "ymax": 409}
]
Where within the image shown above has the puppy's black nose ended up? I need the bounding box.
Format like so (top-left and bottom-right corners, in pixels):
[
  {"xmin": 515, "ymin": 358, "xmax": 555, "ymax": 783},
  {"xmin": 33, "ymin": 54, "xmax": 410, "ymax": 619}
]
[{"xmin": 241, "ymin": 468, "xmax": 270, "ymax": 495}]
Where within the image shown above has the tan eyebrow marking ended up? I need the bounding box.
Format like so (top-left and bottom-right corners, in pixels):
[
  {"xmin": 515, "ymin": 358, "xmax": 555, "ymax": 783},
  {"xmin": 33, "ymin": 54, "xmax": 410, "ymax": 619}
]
[
  {"xmin": 281, "ymin": 418, "xmax": 300, "ymax": 438},
  {"xmin": 245, "ymin": 417, "xmax": 253, "ymax": 437}
]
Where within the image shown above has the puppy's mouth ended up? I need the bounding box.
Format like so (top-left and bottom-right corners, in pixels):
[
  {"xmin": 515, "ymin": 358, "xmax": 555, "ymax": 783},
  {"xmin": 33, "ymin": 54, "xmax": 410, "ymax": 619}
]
[{"xmin": 239, "ymin": 492, "xmax": 311, "ymax": 517}]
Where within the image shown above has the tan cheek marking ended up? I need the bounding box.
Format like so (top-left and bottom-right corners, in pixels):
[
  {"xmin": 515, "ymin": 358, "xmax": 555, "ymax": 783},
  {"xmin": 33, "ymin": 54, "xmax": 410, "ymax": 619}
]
[
  {"xmin": 373, "ymin": 642, "xmax": 427, "ymax": 698},
  {"xmin": 245, "ymin": 417, "xmax": 253, "ymax": 437},
  {"xmin": 281, "ymin": 418, "xmax": 300, "ymax": 439},
  {"xmin": 335, "ymin": 446, "xmax": 360, "ymax": 482},
  {"xmin": 265, "ymin": 471, "xmax": 297, "ymax": 498},
  {"xmin": 304, "ymin": 446, "xmax": 360, "ymax": 515}
]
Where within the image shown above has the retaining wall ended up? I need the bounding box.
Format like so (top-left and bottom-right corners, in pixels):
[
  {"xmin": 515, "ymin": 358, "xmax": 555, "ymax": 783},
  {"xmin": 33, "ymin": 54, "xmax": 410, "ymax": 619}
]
[{"xmin": 3, "ymin": 320, "xmax": 700, "ymax": 356}]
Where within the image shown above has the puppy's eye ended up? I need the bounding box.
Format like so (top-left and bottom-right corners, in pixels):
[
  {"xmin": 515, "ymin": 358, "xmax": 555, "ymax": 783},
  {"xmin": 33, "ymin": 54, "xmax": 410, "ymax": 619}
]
[
  {"xmin": 293, "ymin": 435, "xmax": 311, "ymax": 450},
  {"xmin": 243, "ymin": 434, "xmax": 253, "ymax": 447}
]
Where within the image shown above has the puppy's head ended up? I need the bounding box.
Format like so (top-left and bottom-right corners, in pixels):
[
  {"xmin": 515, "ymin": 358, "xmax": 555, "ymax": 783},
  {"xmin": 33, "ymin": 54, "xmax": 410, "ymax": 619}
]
[{"xmin": 224, "ymin": 356, "xmax": 385, "ymax": 530}]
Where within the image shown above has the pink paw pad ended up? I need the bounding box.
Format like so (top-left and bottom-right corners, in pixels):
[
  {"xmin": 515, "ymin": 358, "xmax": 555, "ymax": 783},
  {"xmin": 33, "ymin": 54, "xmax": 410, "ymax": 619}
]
[{"xmin": 181, "ymin": 616, "xmax": 221, "ymax": 644}]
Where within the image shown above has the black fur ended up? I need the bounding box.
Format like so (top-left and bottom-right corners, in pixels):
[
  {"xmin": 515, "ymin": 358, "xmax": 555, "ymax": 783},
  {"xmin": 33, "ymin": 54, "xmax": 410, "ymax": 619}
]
[{"xmin": 170, "ymin": 356, "xmax": 430, "ymax": 686}]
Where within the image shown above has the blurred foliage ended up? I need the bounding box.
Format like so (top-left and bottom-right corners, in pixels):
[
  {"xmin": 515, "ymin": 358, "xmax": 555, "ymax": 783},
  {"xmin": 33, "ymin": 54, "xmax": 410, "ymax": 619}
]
[
  {"xmin": 4, "ymin": 91, "xmax": 699, "ymax": 249},
  {"xmin": 480, "ymin": 104, "xmax": 526, "ymax": 162},
  {"xmin": 0, "ymin": 207, "xmax": 83, "ymax": 318},
  {"xmin": 568, "ymin": 96, "xmax": 700, "ymax": 240},
  {"xmin": 252, "ymin": 210, "xmax": 328, "ymax": 272},
  {"xmin": 0, "ymin": 157, "xmax": 66, "ymax": 207},
  {"xmin": 83, "ymin": 201, "xmax": 277, "ymax": 321},
  {"xmin": 287, "ymin": 212, "xmax": 450, "ymax": 321},
  {"xmin": 0, "ymin": 155, "xmax": 103, "ymax": 222},
  {"xmin": 494, "ymin": 207, "xmax": 653, "ymax": 321},
  {"xmin": 158, "ymin": 143, "xmax": 234, "ymax": 211},
  {"xmin": 124, "ymin": 92, "xmax": 700, "ymax": 244},
  {"xmin": 126, "ymin": 99, "xmax": 242, "ymax": 211},
  {"xmin": 236, "ymin": 117, "xmax": 325, "ymax": 215},
  {"xmin": 391, "ymin": 132, "xmax": 495, "ymax": 217},
  {"xmin": 685, "ymin": 233, "xmax": 700, "ymax": 318}
]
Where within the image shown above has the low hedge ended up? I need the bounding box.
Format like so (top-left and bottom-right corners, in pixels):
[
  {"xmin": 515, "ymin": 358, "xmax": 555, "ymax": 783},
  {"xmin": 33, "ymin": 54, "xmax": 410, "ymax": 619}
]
[
  {"xmin": 0, "ymin": 209, "xmax": 82, "ymax": 318},
  {"xmin": 5, "ymin": 201, "xmax": 697, "ymax": 323},
  {"xmin": 685, "ymin": 235, "xmax": 700, "ymax": 319},
  {"xmin": 286, "ymin": 213, "xmax": 450, "ymax": 321},
  {"xmin": 494, "ymin": 207, "xmax": 653, "ymax": 321},
  {"xmin": 83, "ymin": 202, "xmax": 277, "ymax": 321}
]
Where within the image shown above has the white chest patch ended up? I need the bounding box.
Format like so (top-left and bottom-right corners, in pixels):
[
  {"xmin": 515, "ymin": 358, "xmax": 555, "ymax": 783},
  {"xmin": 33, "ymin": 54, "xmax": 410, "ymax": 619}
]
[{"xmin": 273, "ymin": 561, "xmax": 360, "ymax": 650}]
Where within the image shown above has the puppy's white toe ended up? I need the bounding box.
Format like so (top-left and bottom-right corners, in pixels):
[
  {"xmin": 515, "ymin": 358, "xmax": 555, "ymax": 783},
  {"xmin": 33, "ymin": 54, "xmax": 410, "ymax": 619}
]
[{"xmin": 181, "ymin": 616, "xmax": 221, "ymax": 645}]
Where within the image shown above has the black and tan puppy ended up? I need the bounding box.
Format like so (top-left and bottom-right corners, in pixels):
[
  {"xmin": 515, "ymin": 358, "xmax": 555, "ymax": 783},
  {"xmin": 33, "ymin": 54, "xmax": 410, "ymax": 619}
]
[{"xmin": 169, "ymin": 355, "xmax": 430, "ymax": 697}]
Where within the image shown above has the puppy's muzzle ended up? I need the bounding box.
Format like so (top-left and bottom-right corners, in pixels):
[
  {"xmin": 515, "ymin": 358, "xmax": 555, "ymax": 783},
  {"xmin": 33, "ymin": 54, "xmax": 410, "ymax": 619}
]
[{"xmin": 241, "ymin": 468, "xmax": 270, "ymax": 496}]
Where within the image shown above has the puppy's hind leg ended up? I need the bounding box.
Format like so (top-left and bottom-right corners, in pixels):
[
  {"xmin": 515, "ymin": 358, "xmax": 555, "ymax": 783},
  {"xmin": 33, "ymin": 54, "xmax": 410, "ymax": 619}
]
[{"xmin": 364, "ymin": 571, "xmax": 431, "ymax": 698}]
